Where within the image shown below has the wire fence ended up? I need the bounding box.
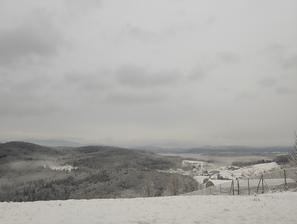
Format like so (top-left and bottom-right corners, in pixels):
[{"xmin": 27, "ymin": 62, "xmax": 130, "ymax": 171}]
[{"xmin": 185, "ymin": 167, "xmax": 297, "ymax": 196}]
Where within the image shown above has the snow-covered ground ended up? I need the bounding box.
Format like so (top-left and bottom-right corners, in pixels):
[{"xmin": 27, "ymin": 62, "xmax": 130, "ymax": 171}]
[
  {"xmin": 217, "ymin": 162, "xmax": 280, "ymax": 179},
  {"xmin": 192, "ymin": 162, "xmax": 282, "ymax": 184},
  {"xmin": 193, "ymin": 177, "xmax": 295, "ymax": 188},
  {"xmin": 1, "ymin": 192, "xmax": 297, "ymax": 224},
  {"xmin": 43, "ymin": 164, "xmax": 78, "ymax": 172}
]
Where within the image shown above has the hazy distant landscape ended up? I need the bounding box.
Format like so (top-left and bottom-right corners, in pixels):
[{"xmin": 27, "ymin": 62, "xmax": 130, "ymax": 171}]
[
  {"xmin": 0, "ymin": 141, "xmax": 198, "ymax": 201},
  {"xmin": 0, "ymin": 141, "xmax": 294, "ymax": 202},
  {"xmin": 1, "ymin": 140, "xmax": 297, "ymax": 224},
  {"xmin": 152, "ymin": 145, "xmax": 291, "ymax": 155}
]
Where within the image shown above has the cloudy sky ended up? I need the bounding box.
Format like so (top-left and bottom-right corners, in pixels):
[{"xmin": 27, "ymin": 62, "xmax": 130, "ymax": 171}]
[{"xmin": 0, "ymin": 0, "xmax": 296, "ymax": 147}]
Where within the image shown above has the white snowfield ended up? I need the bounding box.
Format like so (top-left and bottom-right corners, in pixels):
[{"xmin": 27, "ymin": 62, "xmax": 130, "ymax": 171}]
[
  {"xmin": 217, "ymin": 162, "xmax": 280, "ymax": 180},
  {"xmin": 43, "ymin": 164, "xmax": 78, "ymax": 172},
  {"xmin": 49, "ymin": 165, "xmax": 78, "ymax": 172},
  {"xmin": 1, "ymin": 192, "xmax": 297, "ymax": 224}
]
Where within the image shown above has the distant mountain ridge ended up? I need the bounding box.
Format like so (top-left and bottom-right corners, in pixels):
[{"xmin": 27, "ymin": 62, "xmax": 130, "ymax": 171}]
[
  {"xmin": 0, "ymin": 141, "xmax": 61, "ymax": 159},
  {"xmin": 1, "ymin": 141, "xmax": 291, "ymax": 156}
]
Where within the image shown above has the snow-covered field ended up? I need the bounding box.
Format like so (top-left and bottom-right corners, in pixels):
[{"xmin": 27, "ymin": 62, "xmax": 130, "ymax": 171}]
[
  {"xmin": 165, "ymin": 161, "xmax": 282, "ymax": 183},
  {"xmin": 48, "ymin": 165, "xmax": 78, "ymax": 172},
  {"xmin": 217, "ymin": 162, "xmax": 280, "ymax": 179},
  {"xmin": 1, "ymin": 192, "xmax": 297, "ymax": 224}
]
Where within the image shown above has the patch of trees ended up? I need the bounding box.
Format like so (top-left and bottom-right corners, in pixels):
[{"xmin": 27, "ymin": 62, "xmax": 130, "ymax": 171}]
[
  {"xmin": 274, "ymin": 155, "xmax": 290, "ymax": 164},
  {"xmin": 0, "ymin": 169, "xmax": 198, "ymax": 202},
  {"xmin": 0, "ymin": 142, "xmax": 197, "ymax": 202}
]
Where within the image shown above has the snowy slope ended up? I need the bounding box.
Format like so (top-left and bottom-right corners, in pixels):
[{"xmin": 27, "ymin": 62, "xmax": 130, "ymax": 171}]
[
  {"xmin": 218, "ymin": 162, "xmax": 279, "ymax": 179},
  {"xmin": 1, "ymin": 192, "xmax": 297, "ymax": 224}
]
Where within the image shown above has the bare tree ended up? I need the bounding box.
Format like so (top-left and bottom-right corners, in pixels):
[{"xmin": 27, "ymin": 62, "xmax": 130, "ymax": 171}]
[
  {"xmin": 143, "ymin": 174, "xmax": 154, "ymax": 197},
  {"xmin": 170, "ymin": 175, "xmax": 179, "ymax": 196}
]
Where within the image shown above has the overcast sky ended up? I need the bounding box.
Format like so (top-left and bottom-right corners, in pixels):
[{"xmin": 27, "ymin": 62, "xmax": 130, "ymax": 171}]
[{"xmin": 0, "ymin": 0, "xmax": 296, "ymax": 147}]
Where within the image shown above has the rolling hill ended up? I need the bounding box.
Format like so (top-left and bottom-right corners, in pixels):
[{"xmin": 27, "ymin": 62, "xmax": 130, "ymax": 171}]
[{"xmin": 0, "ymin": 141, "xmax": 198, "ymax": 201}]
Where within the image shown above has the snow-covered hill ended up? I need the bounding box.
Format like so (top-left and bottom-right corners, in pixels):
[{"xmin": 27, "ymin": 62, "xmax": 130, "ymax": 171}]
[
  {"xmin": 1, "ymin": 192, "xmax": 297, "ymax": 224},
  {"xmin": 217, "ymin": 162, "xmax": 280, "ymax": 179}
]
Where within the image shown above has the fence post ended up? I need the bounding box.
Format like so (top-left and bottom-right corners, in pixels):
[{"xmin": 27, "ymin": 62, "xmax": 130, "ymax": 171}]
[
  {"xmin": 284, "ymin": 169, "xmax": 287, "ymax": 190},
  {"xmin": 261, "ymin": 175, "xmax": 264, "ymax": 194},
  {"xmin": 232, "ymin": 180, "xmax": 234, "ymax": 195},
  {"xmin": 237, "ymin": 179, "xmax": 240, "ymax": 195},
  {"xmin": 256, "ymin": 175, "xmax": 263, "ymax": 193},
  {"xmin": 248, "ymin": 178, "xmax": 250, "ymax": 195},
  {"xmin": 230, "ymin": 180, "xmax": 234, "ymax": 195}
]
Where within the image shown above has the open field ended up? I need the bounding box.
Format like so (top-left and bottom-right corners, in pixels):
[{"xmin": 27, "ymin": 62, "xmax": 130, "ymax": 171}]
[{"xmin": 1, "ymin": 192, "xmax": 297, "ymax": 224}]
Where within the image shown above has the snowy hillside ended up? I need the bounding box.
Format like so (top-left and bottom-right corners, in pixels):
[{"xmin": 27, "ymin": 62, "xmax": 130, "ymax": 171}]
[
  {"xmin": 1, "ymin": 192, "xmax": 297, "ymax": 224},
  {"xmin": 217, "ymin": 162, "xmax": 280, "ymax": 179}
]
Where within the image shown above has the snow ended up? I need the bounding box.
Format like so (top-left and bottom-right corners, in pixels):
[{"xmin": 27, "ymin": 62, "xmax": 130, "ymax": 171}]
[
  {"xmin": 1, "ymin": 192, "xmax": 297, "ymax": 224},
  {"xmin": 43, "ymin": 164, "xmax": 78, "ymax": 172},
  {"xmin": 182, "ymin": 160, "xmax": 205, "ymax": 167},
  {"xmin": 210, "ymin": 179, "xmax": 232, "ymax": 186},
  {"xmin": 159, "ymin": 168, "xmax": 193, "ymax": 176},
  {"xmin": 194, "ymin": 178, "xmax": 295, "ymax": 188},
  {"xmin": 193, "ymin": 175, "xmax": 209, "ymax": 183},
  {"xmin": 216, "ymin": 162, "xmax": 280, "ymax": 179},
  {"xmin": 50, "ymin": 165, "xmax": 78, "ymax": 172}
]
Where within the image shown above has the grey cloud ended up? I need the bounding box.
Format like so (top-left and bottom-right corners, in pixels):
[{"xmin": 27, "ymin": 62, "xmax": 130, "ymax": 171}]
[
  {"xmin": 65, "ymin": 71, "xmax": 113, "ymax": 92},
  {"xmin": 65, "ymin": 0, "xmax": 102, "ymax": 9},
  {"xmin": 0, "ymin": 77, "xmax": 58, "ymax": 118},
  {"xmin": 0, "ymin": 101, "xmax": 58, "ymax": 117},
  {"xmin": 104, "ymin": 91, "xmax": 166, "ymax": 105},
  {"xmin": 282, "ymin": 55, "xmax": 297, "ymax": 70},
  {"xmin": 275, "ymin": 87, "xmax": 293, "ymax": 95},
  {"xmin": 187, "ymin": 67, "xmax": 208, "ymax": 81},
  {"xmin": 115, "ymin": 66, "xmax": 181, "ymax": 88},
  {"xmin": 61, "ymin": 0, "xmax": 103, "ymax": 17},
  {"xmin": 258, "ymin": 77, "xmax": 277, "ymax": 88},
  {"xmin": 65, "ymin": 63, "xmax": 207, "ymax": 97},
  {"xmin": 205, "ymin": 16, "xmax": 217, "ymax": 26},
  {"xmin": 122, "ymin": 22, "xmax": 195, "ymax": 43},
  {"xmin": 62, "ymin": 66, "xmax": 184, "ymax": 105},
  {"xmin": 217, "ymin": 52, "xmax": 241, "ymax": 64},
  {"xmin": 235, "ymin": 91, "xmax": 257, "ymax": 101},
  {"xmin": 0, "ymin": 86, "xmax": 59, "ymax": 117},
  {"xmin": 0, "ymin": 72, "xmax": 50, "ymax": 96},
  {"xmin": 258, "ymin": 76, "xmax": 295, "ymax": 95},
  {"xmin": 0, "ymin": 16, "xmax": 62, "ymax": 66},
  {"xmin": 263, "ymin": 44, "xmax": 286, "ymax": 56},
  {"xmin": 262, "ymin": 44, "xmax": 288, "ymax": 66},
  {"xmin": 262, "ymin": 44, "xmax": 297, "ymax": 71},
  {"xmin": 0, "ymin": 0, "xmax": 296, "ymax": 146},
  {"xmin": 123, "ymin": 25, "xmax": 158, "ymax": 42}
]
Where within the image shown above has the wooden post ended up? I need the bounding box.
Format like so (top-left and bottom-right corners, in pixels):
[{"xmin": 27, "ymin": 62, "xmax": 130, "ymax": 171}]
[
  {"xmin": 284, "ymin": 169, "xmax": 287, "ymax": 190},
  {"xmin": 248, "ymin": 178, "xmax": 250, "ymax": 195},
  {"xmin": 237, "ymin": 179, "xmax": 240, "ymax": 195},
  {"xmin": 261, "ymin": 175, "xmax": 264, "ymax": 194},
  {"xmin": 230, "ymin": 180, "xmax": 234, "ymax": 195},
  {"xmin": 256, "ymin": 175, "xmax": 263, "ymax": 193},
  {"xmin": 232, "ymin": 180, "xmax": 234, "ymax": 195}
]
